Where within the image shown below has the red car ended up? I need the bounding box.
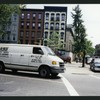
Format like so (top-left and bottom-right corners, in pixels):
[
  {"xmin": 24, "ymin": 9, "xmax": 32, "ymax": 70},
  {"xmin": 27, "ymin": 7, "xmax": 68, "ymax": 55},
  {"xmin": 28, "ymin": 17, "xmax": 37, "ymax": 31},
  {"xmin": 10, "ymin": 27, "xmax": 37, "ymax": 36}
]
[{"xmin": 56, "ymin": 50, "xmax": 71, "ymax": 63}]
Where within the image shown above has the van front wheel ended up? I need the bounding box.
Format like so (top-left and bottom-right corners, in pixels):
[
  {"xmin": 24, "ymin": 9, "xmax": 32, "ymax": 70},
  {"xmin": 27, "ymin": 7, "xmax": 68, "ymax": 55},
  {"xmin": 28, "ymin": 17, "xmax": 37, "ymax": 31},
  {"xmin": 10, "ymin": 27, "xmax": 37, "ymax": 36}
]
[{"xmin": 39, "ymin": 67, "xmax": 50, "ymax": 78}]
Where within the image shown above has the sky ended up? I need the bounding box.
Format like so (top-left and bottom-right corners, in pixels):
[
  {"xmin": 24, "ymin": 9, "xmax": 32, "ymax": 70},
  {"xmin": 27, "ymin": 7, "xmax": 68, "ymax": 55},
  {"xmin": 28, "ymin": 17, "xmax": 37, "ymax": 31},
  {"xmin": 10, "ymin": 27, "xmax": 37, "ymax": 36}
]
[{"xmin": 26, "ymin": 4, "xmax": 100, "ymax": 48}]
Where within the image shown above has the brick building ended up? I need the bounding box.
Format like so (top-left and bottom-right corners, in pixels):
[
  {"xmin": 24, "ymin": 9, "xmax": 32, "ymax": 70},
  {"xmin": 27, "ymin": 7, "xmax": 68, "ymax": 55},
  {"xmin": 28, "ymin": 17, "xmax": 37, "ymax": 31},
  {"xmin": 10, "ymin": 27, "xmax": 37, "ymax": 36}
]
[{"xmin": 18, "ymin": 9, "xmax": 44, "ymax": 45}]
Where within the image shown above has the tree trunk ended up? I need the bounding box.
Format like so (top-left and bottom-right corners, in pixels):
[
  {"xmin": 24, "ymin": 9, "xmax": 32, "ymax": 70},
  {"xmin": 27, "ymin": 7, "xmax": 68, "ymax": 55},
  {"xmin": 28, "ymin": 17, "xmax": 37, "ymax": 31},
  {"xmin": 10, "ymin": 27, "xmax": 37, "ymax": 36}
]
[{"xmin": 82, "ymin": 51, "xmax": 86, "ymax": 67}]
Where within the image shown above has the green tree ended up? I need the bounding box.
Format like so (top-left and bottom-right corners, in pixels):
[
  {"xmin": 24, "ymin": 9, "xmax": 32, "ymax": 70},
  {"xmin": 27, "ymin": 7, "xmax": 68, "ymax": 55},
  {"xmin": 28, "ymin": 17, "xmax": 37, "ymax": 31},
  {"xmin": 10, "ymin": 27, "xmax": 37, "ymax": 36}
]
[
  {"xmin": 85, "ymin": 39, "xmax": 95, "ymax": 56},
  {"xmin": 71, "ymin": 5, "xmax": 87, "ymax": 67},
  {"xmin": 47, "ymin": 32, "xmax": 65, "ymax": 52},
  {"xmin": 72, "ymin": 5, "xmax": 95, "ymax": 67},
  {"xmin": 0, "ymin": 4, "xmax": 25, "ymax": 35}
]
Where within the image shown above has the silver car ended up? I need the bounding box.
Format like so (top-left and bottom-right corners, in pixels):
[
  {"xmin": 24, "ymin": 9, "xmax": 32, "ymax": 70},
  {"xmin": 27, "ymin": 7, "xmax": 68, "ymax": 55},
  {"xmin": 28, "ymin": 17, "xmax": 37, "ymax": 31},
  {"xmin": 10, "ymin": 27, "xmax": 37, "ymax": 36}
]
[{"xmin": 90, "ymin": 58, "xmax": 100, "ymax": 71}]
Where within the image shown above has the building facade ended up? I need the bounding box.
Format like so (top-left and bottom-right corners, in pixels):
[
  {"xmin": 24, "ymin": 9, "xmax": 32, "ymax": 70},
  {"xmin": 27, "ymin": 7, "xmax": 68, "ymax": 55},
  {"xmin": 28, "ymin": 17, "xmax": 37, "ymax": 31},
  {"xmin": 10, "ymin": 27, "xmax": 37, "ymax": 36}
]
[
  {"xmin": 0, "ymin": 13, "xmax": 19, "ymax": 43},
  {"xmin": 65, "ymin": 25, "xmax": 74, "ymax": 52},
  {"xmin": 43, "ymin": 6, "xmax": 67, "ymax": 47},
  {"xmin": 18, "ymin": 9, "xmax": 44, "ymax": 45},
  {"xmin": 0, "ymin": 6, "xmax": 74, "ymax": 51}
]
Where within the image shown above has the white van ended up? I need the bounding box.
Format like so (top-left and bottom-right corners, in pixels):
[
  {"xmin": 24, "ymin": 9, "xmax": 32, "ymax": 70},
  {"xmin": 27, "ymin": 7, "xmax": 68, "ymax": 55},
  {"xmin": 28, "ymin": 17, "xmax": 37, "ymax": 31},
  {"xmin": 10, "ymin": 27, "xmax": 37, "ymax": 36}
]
[{"xmin": 0, "ymin": 44, "xmax": 65, "ymax": 77}]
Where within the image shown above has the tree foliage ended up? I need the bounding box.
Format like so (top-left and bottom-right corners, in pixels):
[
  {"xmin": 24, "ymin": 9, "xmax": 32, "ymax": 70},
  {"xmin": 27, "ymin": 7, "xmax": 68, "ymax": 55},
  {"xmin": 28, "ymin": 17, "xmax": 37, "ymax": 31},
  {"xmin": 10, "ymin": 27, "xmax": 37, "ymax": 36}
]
[
  {"xmin": 85, "ymin": 39, "xmax": 95, "ymax": 56},
  {"xmin": 0, "ymin": 4, "xmax": 25, "ymax": 35},
  {"xmin": 47, "ymin": 32, "xmax": 65, "ymax": 51},
  {"xmin": 71, "ymin": 5, "xmax": 94, "ymax": 67},
  {"xmin": 72, "ymin": 5, "xmax": 86, "ymax": 54}
]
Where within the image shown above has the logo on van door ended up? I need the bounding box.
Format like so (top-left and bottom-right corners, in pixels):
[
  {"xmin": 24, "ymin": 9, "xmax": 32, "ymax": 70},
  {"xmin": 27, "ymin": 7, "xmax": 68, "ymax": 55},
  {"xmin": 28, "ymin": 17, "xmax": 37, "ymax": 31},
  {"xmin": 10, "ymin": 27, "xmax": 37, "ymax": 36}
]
[
  {"xmin": 0, "ymin": 47, "xmax": 9, "ymax": 57},
  {"xmin": 31, "ymin": 56, "xmax": 42, "ymax": 63}
]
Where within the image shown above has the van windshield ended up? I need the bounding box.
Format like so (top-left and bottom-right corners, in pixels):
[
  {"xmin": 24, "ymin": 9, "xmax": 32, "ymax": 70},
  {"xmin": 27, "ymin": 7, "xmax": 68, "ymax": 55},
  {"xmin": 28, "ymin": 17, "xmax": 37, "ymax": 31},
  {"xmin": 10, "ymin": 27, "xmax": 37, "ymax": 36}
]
[{"xmin": 44, "ymin": 47, "xmax": 55, "ymax": 56}]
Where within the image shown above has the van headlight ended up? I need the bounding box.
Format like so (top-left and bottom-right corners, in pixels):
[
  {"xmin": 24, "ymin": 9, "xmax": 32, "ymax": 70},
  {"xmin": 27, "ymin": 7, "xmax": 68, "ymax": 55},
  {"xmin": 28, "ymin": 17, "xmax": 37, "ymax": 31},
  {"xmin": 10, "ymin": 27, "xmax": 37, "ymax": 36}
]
[{"xmin": 52, "ymin": 61, "xmax": 57, "ymax": 65}]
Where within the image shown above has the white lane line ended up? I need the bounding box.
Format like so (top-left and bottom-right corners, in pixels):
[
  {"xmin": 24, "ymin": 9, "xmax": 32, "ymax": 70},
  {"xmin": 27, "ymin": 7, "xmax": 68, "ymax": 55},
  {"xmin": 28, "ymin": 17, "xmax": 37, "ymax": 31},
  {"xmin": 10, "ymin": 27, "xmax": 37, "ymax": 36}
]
[
  {"xmin": 90, "ymin": 75, "xmax": 100, "ymax": 79},
  {"xmin": 59, "ymin": 74, "xmax": 79, "ymax": 96}
]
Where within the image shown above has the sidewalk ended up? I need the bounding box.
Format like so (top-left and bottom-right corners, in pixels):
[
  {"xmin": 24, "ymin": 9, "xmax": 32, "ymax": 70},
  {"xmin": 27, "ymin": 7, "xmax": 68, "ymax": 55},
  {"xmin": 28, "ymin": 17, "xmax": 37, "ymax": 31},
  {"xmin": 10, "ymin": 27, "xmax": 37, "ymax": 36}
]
[{"xmin": 64, "ymin": 62, "xmax": 94, "ymax": 74}]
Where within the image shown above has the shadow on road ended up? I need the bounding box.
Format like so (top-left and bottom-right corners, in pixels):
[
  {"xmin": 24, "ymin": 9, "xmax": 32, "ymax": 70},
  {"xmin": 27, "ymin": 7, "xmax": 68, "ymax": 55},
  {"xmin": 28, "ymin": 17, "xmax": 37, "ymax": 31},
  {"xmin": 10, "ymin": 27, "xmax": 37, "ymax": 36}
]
[{"xmin": 1, "ymin": 70, "xmax": 61, "ymax": 80}]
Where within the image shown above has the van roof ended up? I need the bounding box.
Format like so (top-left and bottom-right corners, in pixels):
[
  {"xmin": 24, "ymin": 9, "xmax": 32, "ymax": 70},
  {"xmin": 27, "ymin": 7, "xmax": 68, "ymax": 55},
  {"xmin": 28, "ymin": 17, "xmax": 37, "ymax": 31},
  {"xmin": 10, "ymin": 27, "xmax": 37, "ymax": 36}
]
[{"xmin": 0, "ymin": 44, "xmax": 46, "ymax": 48}]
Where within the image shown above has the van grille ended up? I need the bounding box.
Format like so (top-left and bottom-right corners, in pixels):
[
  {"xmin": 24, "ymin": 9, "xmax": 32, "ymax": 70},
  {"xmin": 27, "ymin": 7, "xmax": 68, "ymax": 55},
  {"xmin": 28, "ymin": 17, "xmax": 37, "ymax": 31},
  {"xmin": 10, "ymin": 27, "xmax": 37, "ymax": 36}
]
[{"xmin": 59, "ymin": 62, "xmax": 64, "ymax": 67}]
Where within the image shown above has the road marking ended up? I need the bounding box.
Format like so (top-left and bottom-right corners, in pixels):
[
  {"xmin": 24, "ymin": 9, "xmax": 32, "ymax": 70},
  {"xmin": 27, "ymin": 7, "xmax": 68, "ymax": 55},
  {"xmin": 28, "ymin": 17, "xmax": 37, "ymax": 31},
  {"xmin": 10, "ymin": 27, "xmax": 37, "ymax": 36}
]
[
  {"xmin": 59, "ymin": 74, "xmax": 79, "ymax": 96},
  {"xmin": 90, "ymin": 75, "xmax": 100, "ymax": 79}
]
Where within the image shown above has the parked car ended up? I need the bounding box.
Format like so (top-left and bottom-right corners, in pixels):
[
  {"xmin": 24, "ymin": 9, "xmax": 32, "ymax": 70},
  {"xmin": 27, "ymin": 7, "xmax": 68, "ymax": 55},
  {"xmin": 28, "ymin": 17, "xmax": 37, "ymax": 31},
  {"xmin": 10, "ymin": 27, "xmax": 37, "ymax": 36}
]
[
  {"xmin": 86, "ymin": 57, "xmax": 93, "ymax": 64},
  {"xmin": 90, "ymin": 58, "xmax": 100, "ymax": 72},
  {"xmin": 56, "ymin": 50, "xmax": 72, "ymax": 63}
]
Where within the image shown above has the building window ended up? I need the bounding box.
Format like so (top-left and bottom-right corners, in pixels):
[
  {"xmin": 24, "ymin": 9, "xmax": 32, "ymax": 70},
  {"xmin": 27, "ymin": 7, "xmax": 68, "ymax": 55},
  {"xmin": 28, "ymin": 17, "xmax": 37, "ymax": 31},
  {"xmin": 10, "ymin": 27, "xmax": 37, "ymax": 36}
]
[
  {"xmin": 13, "ymin": 14, "xmax": 17, "ymax": 21},
  {"xmin": 38, "ymin": 13, "xmax": 42, "ymax": 19},
  {"xmin": 20, "ymin": 39, "xmax": 23, "ymax": 44},
  {"xmin": 45, "ymin": 22, "xmax": 49, "ymax": 29},
  {"xmin": 21, "ymin": 13, "xmax": 24, "ymax": 19},
  {"xmin": 50, "ymin": 32, "xmax": 52, "ymax": 39},
  {"xmin": 51, "ymin": 13, "xmax": 54, "ymax": 21},
  {"xmin": 7, "ymin": 24, "xmax": 11, "ymax": 30},
  {"xmin": 26, "ymin": 22, "xmax": 30, "ymax": 29},
  {"xmin": 14, "ymin": 17, "xmax": 17, "ymax": 21},
  {"xmin": 61, "ymin": 32, "xmax": 64, "ymax": 39},
  {"xmin": 13, "ymin": 34, "xmax": 16, "ymax": 40},
  {"xmin": 37, "ymin": 31, "xmax": 41, "ymax": 38},
  {"xmin": 62, "ymin": 14, "xmax": 65, "ymax": 21},
  {"xmin": 27, "ymin": 13, "xmax": 30, "ymax": 19},
  {"xmin": 55, "ymin": 23, "xmax": 59, "ymax": 30},
  {"xmin": 46, "ymin": 13, "xmax": 49, "ymax": 20},
  {"xmin": 50, "ymin": 23, "xmax": 54, "ymax": 30},
  {"xmin": 31, "ymin": 40, "xmax": 34, "ymax": 44},
  {"xmin": 12, "ymin": 24, "xmax": 16, "ymax": 32},
  {"xmin": 61, "ymin": 23, "xmax": 65, "ymax": 30},
  {"xmin": 44, "ymin": 32, "xmax": 48, "ymax": 39},
  {"xmin": 31, "ymin": 31, "xmax": 35, "ymax": 38},
  {"xmin": 25, "ymin": 40, "xmax": 29, "ymax": 44},
  {"xmin": 56, "ymin": 13, "xmax": 60, "ymax": 21},
  {"xmin": 44, "ymin": 40, "xmax": 47, "ymax": 46},
  {"xmin": 26, "ymin": 31, "xmax": 29, "ymax": 37},
  {"xmin": 32, "ymin": 22, "xmax": 35, "ymax": 29},
  {"xmin": 21, "ymin": 22, "xmax": 24, "ymax": 28},
  {"xmin": 7, "ymin": 34, "xmax": 10, "ymax": 40},
  {"xmin": 2, "ymin": 34, "xmax": 5, "ymax": 40},
  {"xmin": 33, "ymin": 13, "xmax": 36, "ymax": 19},
  {"xmin": 38, "ymin": 23, "xmax": 41, "ymax": 29},
  {"xmin": 20, "ymin": 31, "xmax": 24, "ymax": 37}
]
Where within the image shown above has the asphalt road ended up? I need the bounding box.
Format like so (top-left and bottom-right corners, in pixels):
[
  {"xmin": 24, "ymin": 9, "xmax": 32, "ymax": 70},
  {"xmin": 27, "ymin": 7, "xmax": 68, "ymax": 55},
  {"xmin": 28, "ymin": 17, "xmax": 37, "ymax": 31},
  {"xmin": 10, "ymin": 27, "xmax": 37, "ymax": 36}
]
[
  {"xmin": 0, "ymin": 70, "xmax": 69, "ymax": 96},
  {"xmin": 0, "ymin": 63, "xmax": 100, "ymax": 96},
  {"xmin": 62, "ymin": 63, "xmax": 100, "ymax": 96}
]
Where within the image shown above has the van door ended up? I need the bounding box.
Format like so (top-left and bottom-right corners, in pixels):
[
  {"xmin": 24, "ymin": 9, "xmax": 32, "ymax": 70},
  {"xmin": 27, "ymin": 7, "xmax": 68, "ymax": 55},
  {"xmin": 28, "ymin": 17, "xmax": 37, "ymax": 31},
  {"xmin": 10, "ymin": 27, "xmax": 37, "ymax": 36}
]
[
  {"xmin": 29, "ymin": 47, "xmax": 44, "ymax": 70},
  {"xmin": 19, "ymin": 53, "xmax": 29, "ymax": 66},
  {"xmin": 10, "ymin": 46, "xmax": 20, "ymax": 65},
  {"xmin": 19, "ymin": 47, "xmax": 29, "ymax": 66},
  {"xmin": 10, "ymin": 46, "xmax": 29, "ymax": 66}
]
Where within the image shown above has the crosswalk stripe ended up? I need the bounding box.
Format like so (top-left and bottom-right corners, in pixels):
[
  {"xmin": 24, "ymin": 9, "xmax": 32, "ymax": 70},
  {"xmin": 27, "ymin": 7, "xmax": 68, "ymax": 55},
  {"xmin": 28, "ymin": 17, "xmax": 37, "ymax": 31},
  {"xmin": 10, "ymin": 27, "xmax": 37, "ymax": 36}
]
[{"xmin": 59, "ymin": 74, "xmax": 79, "ymax": 96}]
